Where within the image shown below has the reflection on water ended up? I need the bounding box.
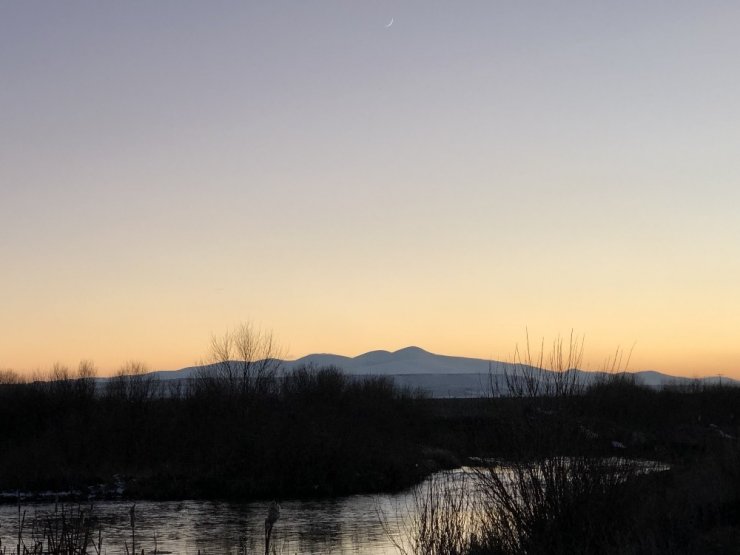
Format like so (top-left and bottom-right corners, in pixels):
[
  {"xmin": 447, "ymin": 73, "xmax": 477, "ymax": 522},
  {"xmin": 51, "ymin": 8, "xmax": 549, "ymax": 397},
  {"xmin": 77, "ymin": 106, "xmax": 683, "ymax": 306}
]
[
  {"xmin": 0, "ymin": 471, "xmax": 462, "ymax": 555},
  {"xmin": 0, "ymin": 460, "xmax": 664, "ymax": 554}
]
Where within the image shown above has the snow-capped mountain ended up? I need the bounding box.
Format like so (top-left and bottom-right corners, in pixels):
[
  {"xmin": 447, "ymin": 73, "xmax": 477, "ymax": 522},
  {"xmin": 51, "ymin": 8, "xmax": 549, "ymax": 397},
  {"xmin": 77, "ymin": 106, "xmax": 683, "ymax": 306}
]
[{"xmin": 149, "ymin": 346, "xmax": 736, "ymax": 397}]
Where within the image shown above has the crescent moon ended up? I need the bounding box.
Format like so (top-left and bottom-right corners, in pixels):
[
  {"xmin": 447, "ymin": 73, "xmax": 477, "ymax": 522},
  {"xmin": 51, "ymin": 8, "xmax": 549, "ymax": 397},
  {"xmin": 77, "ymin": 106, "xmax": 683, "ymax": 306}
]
[{"xmin": 385, "ymin": 18, "xmax": 394, "ymax": 28}]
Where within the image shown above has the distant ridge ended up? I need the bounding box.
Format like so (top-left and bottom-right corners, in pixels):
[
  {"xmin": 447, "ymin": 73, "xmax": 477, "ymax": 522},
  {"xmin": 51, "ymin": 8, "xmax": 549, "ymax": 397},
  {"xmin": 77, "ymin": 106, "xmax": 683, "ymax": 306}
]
[{"xmin": 149, "ymin": 346, "xmax": 737, "ymax": 397}]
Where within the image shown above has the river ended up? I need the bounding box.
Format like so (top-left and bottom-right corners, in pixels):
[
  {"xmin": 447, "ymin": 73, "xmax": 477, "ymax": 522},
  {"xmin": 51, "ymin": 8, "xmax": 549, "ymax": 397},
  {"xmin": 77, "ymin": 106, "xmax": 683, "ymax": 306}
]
[
  {"xmin": 0, "ymin": 458, "xmax": 664, "ymax": 554},
  {"xmin": 0, "ymin": 469, "xmax": 468, "ymax": 555}
]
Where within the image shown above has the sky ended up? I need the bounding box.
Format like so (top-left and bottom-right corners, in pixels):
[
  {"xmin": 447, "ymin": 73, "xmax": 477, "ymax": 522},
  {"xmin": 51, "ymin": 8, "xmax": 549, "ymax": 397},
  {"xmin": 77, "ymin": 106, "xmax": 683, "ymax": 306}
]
[{"xmin": 2, "ymin": 1, "xmax": 739, "ymax": 378}]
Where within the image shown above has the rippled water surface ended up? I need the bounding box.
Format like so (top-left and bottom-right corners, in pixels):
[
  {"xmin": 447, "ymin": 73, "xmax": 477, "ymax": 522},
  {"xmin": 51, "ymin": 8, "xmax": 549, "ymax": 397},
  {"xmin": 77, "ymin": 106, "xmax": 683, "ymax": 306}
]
[
  {"xmin": 0, "ymin": 460, "xmax": 663, "ymax": 554},
  {"xmin": 0, "ymin": 471, "xmax": 464, "ymax": 555}
]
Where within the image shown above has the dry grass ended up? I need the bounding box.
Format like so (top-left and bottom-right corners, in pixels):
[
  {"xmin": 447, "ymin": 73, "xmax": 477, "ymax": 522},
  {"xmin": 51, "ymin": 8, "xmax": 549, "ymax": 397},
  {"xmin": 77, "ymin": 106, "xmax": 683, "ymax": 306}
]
[
  {"xmin": 1, "ymin": 504, "xmax": 102, "ymax": 555},
  {"xmin": 472, "ymin": 456, "xmax": 655, "ymax": 554},
  {"xmin": 382, "ymin": 470, "xmax": 481, "ymax": 555}
]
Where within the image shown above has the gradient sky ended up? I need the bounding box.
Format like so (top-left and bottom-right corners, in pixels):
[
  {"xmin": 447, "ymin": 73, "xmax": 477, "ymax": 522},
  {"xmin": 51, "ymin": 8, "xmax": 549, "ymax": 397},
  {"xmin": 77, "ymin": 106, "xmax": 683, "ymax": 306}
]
[{"xmin": 2, "ymin": 1, "xmax": 740, "ymax": 377}]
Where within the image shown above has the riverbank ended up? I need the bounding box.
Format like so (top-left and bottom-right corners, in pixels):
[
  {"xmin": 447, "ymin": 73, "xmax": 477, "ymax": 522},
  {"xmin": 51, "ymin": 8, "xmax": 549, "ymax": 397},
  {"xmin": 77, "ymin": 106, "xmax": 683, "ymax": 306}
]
[
  {"xmin": 0, "ymin": 368, "xmax": 740, "ymax": 555},
  {"xmin": 1, "ymin": 368, "xmax": 739, "ymax": 553},
  {"xmin": 2, "ymin": 370, "xmax": 739, "ymax": 502},
  {"xmin": 403, "ymin": 381, "xmax": 740, "ymax": 554},
  {"xmin": 0, "ymin": 366, "xmax": 460, "ymax": 503}
]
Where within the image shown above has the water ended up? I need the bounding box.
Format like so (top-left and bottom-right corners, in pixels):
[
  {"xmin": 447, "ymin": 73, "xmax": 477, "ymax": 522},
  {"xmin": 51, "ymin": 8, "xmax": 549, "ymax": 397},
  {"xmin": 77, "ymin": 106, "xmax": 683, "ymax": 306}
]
[
  {"xmin": 0, "ymin": 471, "xmax": 464, "ymax": 555},
  {"xmin": 0, "ymin": 460, "xmax": 665, "ymax": 554}
]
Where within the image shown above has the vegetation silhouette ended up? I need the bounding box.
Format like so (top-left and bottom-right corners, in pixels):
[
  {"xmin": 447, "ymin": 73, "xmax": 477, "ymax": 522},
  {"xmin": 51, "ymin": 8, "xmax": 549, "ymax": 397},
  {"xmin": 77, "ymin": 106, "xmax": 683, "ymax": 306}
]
[
  {"xmin": 1, "ymin": 331, "xmax": 739, "ymax": 553},
  {"xmin": 0, "ymin": 357, "xmax": 441, "ymax": 501},
  {"xmin": 387, "ymin": 337, "xmax": 740, "ymax": 554}
]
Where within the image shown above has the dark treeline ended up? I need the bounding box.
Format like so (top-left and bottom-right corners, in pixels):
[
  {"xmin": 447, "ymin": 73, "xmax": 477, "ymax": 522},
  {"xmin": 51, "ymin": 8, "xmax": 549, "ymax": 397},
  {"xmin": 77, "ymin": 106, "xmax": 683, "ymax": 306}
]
[
  {"xmin": 2, "ymin": 357, "xmax": 740, "ymax": 552},
  {"xmin": 401, "ymin": 375, "xmax": 740, "ymax": 555},
  {"xmin": 475, "ymin": 377, "xmax": 740, "ymax": 460},
  {"xmin": 0, "ymin": 364, "xmax": 450, "ymax": 501}
]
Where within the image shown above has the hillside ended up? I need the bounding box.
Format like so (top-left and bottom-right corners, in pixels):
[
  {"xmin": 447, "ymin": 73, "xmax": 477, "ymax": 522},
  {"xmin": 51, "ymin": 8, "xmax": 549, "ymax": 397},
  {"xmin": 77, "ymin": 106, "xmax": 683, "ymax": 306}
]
[{"xmin": 147, "ymin": 347, "xmax": 736, "ymax": 397}]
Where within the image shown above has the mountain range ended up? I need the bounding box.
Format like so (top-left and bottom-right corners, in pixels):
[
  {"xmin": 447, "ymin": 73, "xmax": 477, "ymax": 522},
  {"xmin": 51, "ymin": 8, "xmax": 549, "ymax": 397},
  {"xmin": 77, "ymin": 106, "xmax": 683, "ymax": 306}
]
[{"xmin": 149, "ymin": 346, "xmax": 736, "ymax": 398}]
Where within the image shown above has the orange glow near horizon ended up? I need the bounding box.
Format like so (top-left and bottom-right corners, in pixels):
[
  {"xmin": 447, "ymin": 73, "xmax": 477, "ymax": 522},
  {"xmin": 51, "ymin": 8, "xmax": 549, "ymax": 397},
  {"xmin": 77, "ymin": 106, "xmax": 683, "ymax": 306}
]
[
  {"xmin": 2, "ymin": 318, "xmax": 739, "ymax": 379},
  {"xmin": 2, "ymin": 3, "xmax": 739, "ymax": 379}
]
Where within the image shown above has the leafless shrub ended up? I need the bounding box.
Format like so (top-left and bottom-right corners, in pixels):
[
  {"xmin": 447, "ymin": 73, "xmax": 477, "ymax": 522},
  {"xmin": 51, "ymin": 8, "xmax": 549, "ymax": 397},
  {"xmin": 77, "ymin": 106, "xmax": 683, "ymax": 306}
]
[
  {"xmin": 48, "ymin": 363, "xmax": 74, "ymax": 397},
  {"xmin": 0, "ymin": 369, "xmax": 24, "ymax": 385},
  {"xmin": 384, "ymin": 470, "xmax": 481, "ymax": 555},
  {"xmin": 197, "ymin": 323, "xmax": 283, "ymax": 397},
  {"xmin": 387, "ymin": 457, "xmax": 656, "ymax": 555},
  {"xmin": 106, "ymin": 361, "xmax": 160, "ymax": 402},
  {"xmin": 591, "ymin": 344, "xmax": 636, "ymax": 388},
  {"xmin": 75, "ymin": 360, "xmax": 98, "ymax": 397},
  {"xmin": 499, "ymin": 330, "xmax": 585, "ymax": 399},
  {"xmin": 474, "ymin": 456, "xmax": 652, "ymax": 554}
]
